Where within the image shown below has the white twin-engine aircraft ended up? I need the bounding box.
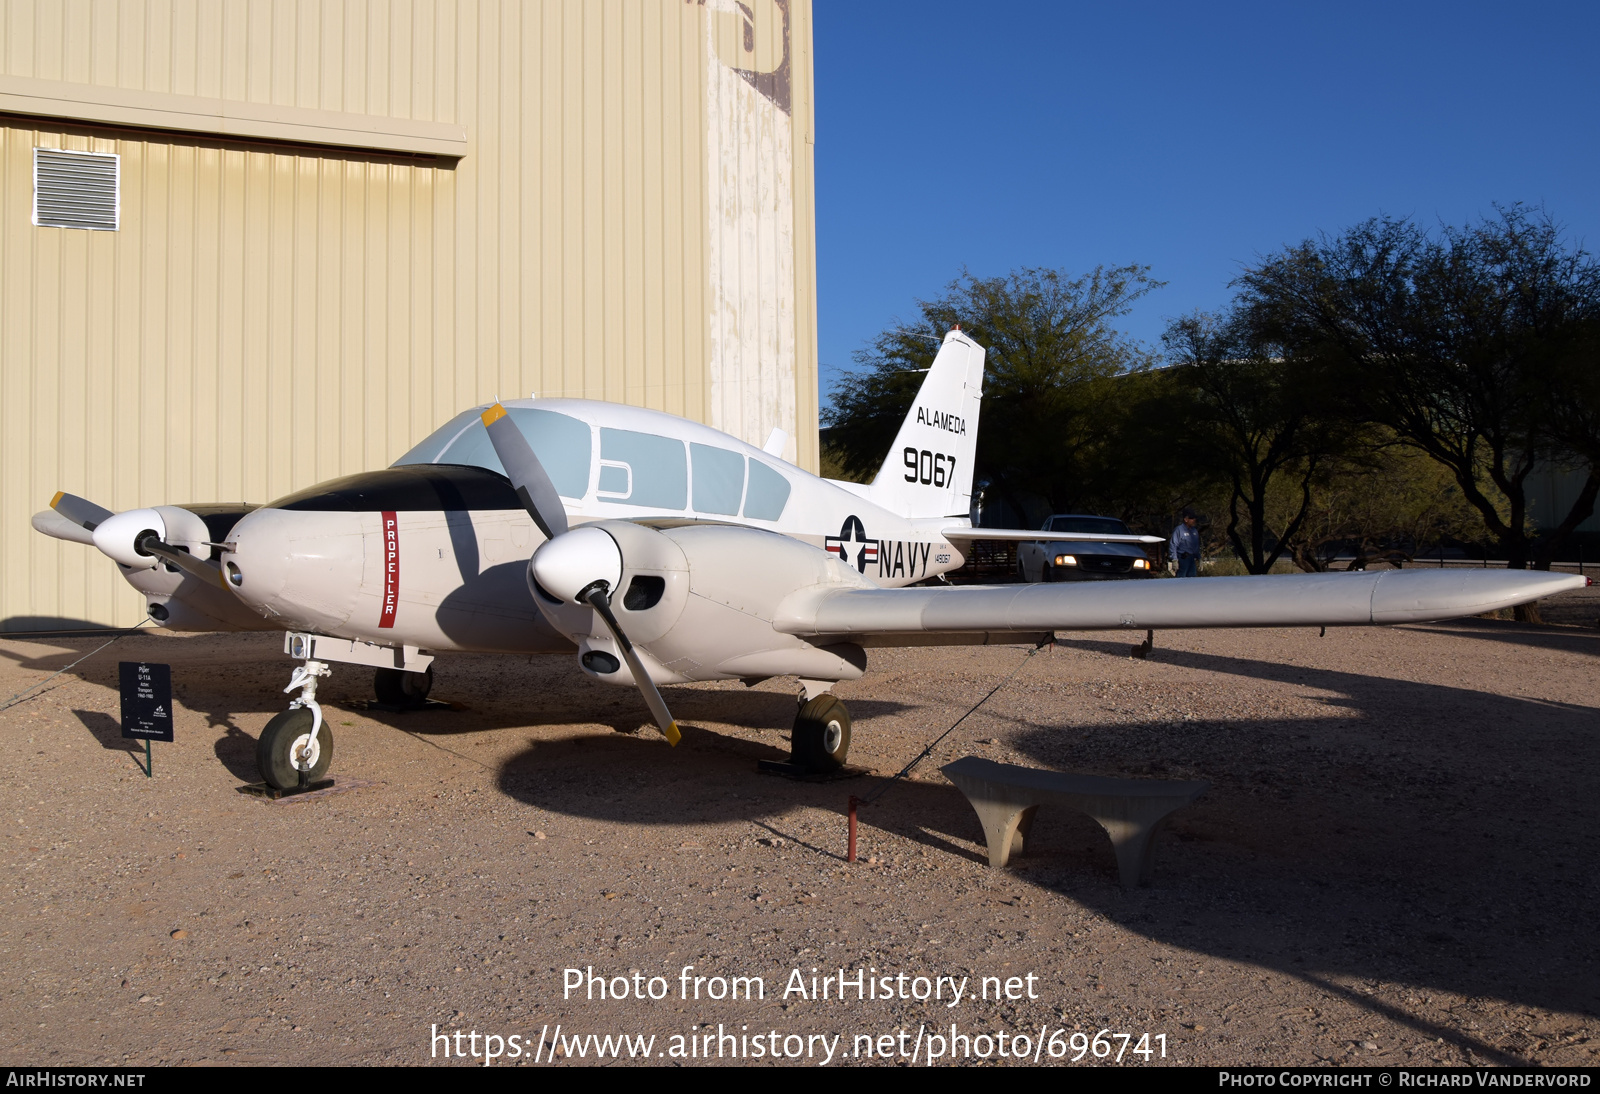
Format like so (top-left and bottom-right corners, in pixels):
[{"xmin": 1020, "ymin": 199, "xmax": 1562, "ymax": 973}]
[{"xmin": 34, "ymin": 330, "xmax": 1584, "ymax": 790}]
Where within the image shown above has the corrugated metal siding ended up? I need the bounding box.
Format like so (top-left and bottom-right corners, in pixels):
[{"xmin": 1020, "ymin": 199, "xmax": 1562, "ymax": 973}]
[
  {"xmin": 0, "ymin": 0, "xmax": 818, "ymax": 630},
  {"xmin": 790, "ymin": 0, "xmax": 819, "ymax": 479}
]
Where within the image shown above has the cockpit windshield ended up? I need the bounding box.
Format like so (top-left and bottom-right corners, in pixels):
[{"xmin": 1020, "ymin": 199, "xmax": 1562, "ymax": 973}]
[
  {"xmin": 394, "ymin": 405, "xmax": 792, "ymax": 520},
  {"xmin": 393, "ymin": 407, "xmax": 593, "ymax": 498}
]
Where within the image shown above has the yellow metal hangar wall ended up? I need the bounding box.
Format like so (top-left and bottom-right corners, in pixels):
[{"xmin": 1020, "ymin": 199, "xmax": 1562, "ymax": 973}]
[{"xmin": 0, "ymin": 0, "xmax": 819, "ymax": 632}]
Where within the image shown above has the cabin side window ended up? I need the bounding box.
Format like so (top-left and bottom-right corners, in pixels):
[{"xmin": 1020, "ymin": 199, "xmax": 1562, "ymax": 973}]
[
  {"xmin": 690, "ymin": 443, "xmax": 746, "ymax": 516},
  {"xmin": 743, "ymin": 459, "xmax": 791, "ymax": 521},
  {"xmin": 598, "ymin": 429, "xmax": 688, "ymax": 509}
]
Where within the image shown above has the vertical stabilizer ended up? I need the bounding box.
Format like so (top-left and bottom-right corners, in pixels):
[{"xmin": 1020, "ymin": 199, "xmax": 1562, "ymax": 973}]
[{"xmin": 866, "ymin": 329, "xmax": 985, "ymax": 518}]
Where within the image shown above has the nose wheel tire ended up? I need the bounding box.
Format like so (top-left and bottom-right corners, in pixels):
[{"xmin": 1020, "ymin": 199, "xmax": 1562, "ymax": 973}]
[
  {"xmin": 256, "ymin": 707, "xmax": 333, "ymax": 790},
  {"xmin": 374, "ymin": 665, "xmax": 433, "ymax": 707},
  {"xmin": 792, "ymin": 694, "xmax": 851, "ymax": 772}
]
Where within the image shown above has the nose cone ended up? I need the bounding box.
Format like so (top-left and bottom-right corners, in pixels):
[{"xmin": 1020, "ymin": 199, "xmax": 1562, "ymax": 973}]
[
  {"xmin": 530, "ymin": 525, "xmax": 623, "ymax": 602},
  {"xmin": 223, "ymin": 507, "xmax": 364, "ymax": 631}
]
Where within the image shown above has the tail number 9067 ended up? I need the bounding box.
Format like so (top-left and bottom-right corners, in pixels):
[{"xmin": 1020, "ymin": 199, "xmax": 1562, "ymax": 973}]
[{"xmin": 904, "ymin": 447, "xmax": 956, "ymax": 487}]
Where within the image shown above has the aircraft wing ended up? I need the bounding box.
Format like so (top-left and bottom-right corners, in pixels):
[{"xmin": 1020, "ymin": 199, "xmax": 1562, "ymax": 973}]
[
  {"xmin": 939, "ymin": 526, "xmax": 1164, "ymax": 545},
  {"xmin": 775, "ymin": 569, "xmax": 1586, "ymax": 639}
]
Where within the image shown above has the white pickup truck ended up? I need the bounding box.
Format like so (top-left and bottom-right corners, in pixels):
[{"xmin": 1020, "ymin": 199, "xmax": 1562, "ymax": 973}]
[{"xmin": 1017, "ymin": 514, "xmax": 1157, "ymax": 582}]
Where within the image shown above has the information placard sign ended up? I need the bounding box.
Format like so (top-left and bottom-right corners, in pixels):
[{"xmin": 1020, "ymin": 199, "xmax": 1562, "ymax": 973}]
[{"xmin": 119, "ymin": 662, "xmax": 173, "ymax": 742}]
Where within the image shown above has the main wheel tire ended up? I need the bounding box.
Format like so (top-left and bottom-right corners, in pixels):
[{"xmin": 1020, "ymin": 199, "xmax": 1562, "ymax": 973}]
[
  {"xmin": 1042, "ymin": 563, "xmax": 1055, "ymax": 583},
  {"xmin": 792, "ymin": 694, "xmax": 852, "ymax": 772},
  {"xmin": 375, "ymin": 665, "xmax": 433, "ymax": 707},
  {"xmin": 256, "ymin": 707, "xmax": 333, "ymax": 790}
]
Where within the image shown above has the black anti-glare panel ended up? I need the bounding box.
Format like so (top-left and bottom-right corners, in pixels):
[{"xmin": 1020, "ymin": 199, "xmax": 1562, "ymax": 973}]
[{"xmin": 268, "ymin": 465, "xmax": 521, "ymax": 513}]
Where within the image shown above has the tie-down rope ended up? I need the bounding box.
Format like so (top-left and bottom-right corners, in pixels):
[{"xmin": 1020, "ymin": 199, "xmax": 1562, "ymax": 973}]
[
  {"xmin": 0, "ymin": 618, "xmax": 156, "ymax": 714},
  {"xmin": 857, "ymin": 636, "xmax": 1049, "ymax": 807}
]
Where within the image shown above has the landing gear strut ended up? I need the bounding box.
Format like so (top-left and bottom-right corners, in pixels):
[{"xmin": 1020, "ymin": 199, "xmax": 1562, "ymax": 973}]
[{"xmin": 257, "ymin": 660, "xmax": 333, "ymax": 790}]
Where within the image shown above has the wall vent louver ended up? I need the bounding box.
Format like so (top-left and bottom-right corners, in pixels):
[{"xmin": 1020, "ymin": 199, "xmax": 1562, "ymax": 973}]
[{"xmin": 33, "ymin": 148, "xmax": 120, "ymax": 231}]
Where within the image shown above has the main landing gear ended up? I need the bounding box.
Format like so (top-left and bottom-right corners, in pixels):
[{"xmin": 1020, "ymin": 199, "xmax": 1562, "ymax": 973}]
[
  {"xmin": 788, "ymin": 680, "xmax": 852, "ymax": 773},
  {"xmin": 374, "ymin": 664, "xmax": 434, "ymax": 708}
]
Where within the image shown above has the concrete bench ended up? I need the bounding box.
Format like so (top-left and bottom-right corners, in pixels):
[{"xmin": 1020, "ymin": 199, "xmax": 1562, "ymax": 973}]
[{"xmin": 941, "ymin": 756, "xmax": 1209, "ymax": 887}]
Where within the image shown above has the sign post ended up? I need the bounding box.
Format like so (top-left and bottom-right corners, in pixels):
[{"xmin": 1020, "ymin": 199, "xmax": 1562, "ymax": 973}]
[{"xmin": 119, "ymin": 662, "xmax": 173, "ymax": 777}]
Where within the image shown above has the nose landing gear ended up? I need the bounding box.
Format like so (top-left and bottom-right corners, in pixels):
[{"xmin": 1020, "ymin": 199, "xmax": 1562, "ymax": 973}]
[
  {"xmin": 257, "ymin": 659, "xmax": 334, "ymax": 791},
  {"xmin": 253, "ymin": 633, "xmax": 436, "ymax": 793}
]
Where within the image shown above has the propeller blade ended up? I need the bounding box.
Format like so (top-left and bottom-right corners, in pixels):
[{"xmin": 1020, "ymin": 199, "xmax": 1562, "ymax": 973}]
[
  {"xmin": 32, "ymin": 509, "xmax": 95, "ymax": 546},
  {"xmin": 583, "ymin": 584, "xmax": 681, "ymax": 746},
  {"xmin": 51, "ymin": 491, "xmax": 114, "ymax": 532},
  {"xmin": 480, "ymin": 404, "xmax": 569, "ymax": 540},
  {"xmin": 137, "ymin": 534, "xmax": 230, "ymax": 590}
]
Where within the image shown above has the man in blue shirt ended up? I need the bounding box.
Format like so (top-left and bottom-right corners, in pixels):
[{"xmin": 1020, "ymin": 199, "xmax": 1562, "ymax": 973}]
[{"xmin": 1170, "ymin": 509, "xmax": 1201, "ymax": 578}]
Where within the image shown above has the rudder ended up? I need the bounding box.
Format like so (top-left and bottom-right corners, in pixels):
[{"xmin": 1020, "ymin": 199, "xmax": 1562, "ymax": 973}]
[{"xmin": 866, "ymin": 329, "xmax": 985, "ymax": 518}]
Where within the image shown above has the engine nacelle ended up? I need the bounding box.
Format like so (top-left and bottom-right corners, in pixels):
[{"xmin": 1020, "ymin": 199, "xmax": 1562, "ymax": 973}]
[
  {"xmin": 89, "ymin": 505, "xmax": 214, "ymax": 571},
  {"xmin": 530, "ymin": 520, "xmax": 874, "ymax": 686}
]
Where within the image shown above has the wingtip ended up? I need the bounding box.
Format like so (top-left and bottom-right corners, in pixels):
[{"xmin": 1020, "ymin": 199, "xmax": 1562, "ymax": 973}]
[{"xmin": 481, "ymin": 403, "xmax": 508, "ymax": 427}]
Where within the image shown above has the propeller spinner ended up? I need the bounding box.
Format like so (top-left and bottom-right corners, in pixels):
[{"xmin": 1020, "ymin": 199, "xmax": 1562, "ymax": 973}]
[{"xmin": 479, "ymin": 404, "xmax": 681, "ymax": 746}]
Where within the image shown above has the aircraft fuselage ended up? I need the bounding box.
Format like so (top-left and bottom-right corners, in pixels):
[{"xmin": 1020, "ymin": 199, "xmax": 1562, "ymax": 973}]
[{"xmin": 211, "ymin": 399, "xmax": 970, "ymax": 654}]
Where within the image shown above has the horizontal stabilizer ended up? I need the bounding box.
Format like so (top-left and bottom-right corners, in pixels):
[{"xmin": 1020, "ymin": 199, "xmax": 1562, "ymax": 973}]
[{"xmin": 776, "ymin": 569, "xmax": 1585, "ymax": 638}]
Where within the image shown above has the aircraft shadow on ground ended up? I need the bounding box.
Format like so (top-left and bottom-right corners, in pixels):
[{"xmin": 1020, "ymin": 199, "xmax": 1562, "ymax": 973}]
[
  {"xmin": 4, "ymin": 633, "xmax": 914, "ymax": 773},
  {"xmin": 211, "ymin": 720, "xmax": 262, "ymax": 781},
  {"xmin": 991, "ymin": 637, "xmax": 1600, "ymax": 1038},
  {"xmin": 354, "ymin": 676, "xmax": 912, "ymax": 746},
  {"xmin": 1411, "ymin": 618, "xmax": 1600, "ymax": 658},
  {"xmin": 492, "ymin": 719, "xmax": 968, "ymax": 845},
  {"xmin": 0, "ymin": 634, "xmax": 274, "ymax": 780},
  {"xmin": 489, "ymin": 633, "xmax": 1600, "ymax": 1045},
  {"xmin": 1, "ymin": 616, "xmax": 121, "ymax": 634}
]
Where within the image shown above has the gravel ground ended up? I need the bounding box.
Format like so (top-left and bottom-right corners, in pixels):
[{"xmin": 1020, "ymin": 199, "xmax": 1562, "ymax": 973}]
[{"xmin": 0, "ymin": 587, "xmax": 1596, "ymax": 1067}]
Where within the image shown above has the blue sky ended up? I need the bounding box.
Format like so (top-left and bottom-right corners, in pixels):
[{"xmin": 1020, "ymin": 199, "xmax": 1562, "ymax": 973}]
[{"xmin": 811, "ymin": 2, "xmax": 1600, "ymax": 406}]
